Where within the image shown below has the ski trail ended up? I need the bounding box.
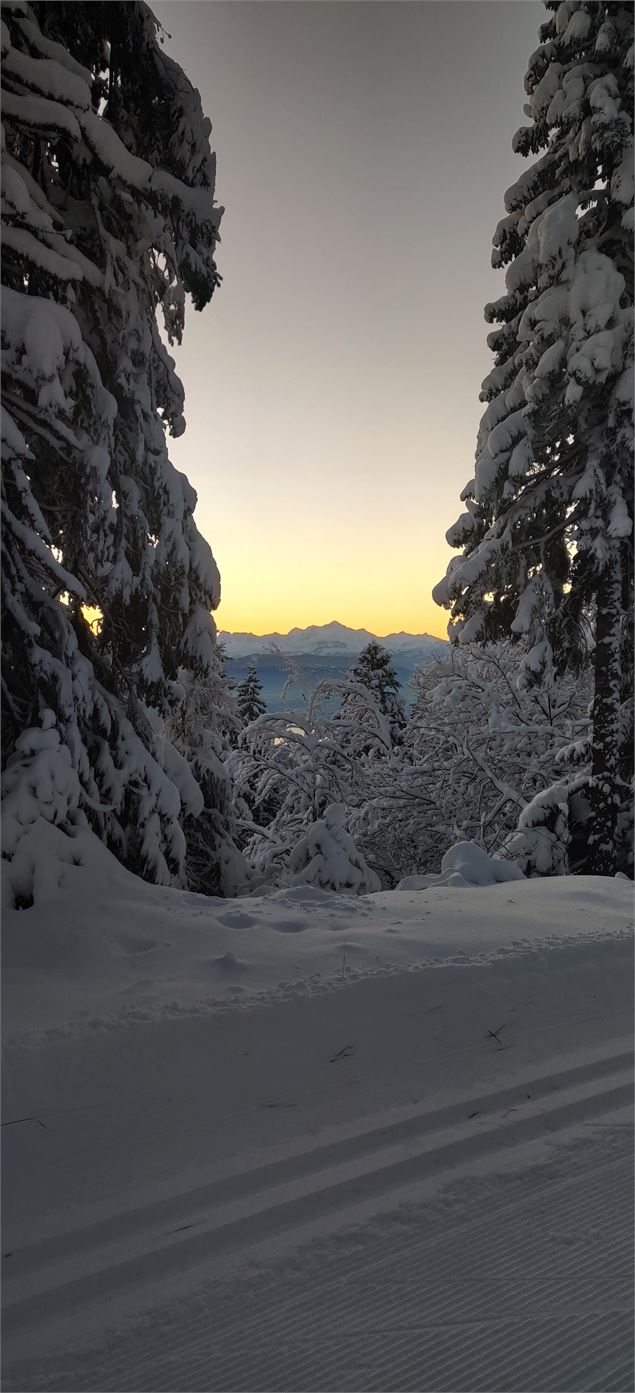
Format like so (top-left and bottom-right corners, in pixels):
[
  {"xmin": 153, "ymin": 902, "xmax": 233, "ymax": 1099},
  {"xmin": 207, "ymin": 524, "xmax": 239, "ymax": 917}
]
[
  {"xmin": 4, "ymin": 1128, "xmax": 633, "ymax": 1391},
  {"xmin": 4, "ymin": 1045, "xmax": 632, "ymax": 1317},
  {"xmin": 2, "ymin": 1043, "xmax": 632, "ymax": 1391},
  {"xmin": 7, "ymin": 1039, "xmax": 632, "ymax": 1282}
]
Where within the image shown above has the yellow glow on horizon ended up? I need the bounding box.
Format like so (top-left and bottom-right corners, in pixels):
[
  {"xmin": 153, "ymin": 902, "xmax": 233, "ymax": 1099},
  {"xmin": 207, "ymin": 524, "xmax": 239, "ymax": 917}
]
[
  {"xmin": 78, "ymin": 574, "xmax": 453, "ymax": 646},
  {"xmin": 79, "ymin": 571, "xmax": 451, "ymax": 643},
  {"xmin": 215, "ymin": 596, "xmax": 450, "ymax": 641},
  {"xmin": 209, "ymin": 532, "xmax": 452, "ymax": 640},
  {"xmin": 148, "ymin": 0, "xmax": 544, "ymax": 659}
]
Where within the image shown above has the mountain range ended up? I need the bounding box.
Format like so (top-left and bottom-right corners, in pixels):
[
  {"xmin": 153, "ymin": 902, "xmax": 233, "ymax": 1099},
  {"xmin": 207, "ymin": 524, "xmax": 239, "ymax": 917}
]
[
  {"xmin": 219, "ymin": 622, "xmax": 448, "ymax": 713},
  {"xmin": 219, "ymin": 620, "xmax": 447, "ymax": 661}
]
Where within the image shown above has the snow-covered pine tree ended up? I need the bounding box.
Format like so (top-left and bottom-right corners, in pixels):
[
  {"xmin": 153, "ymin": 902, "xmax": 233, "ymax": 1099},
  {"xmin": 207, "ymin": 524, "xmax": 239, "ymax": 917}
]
[
  {"xmin": 1, "ymin": 2, "xmax": 230, "ymax": 899},
  {"xmin": 433, "ymin": 0, "xmax": 633, "ymax": 876},
  {"xmin": 338, "ymin": 641, "xmax": 406, "ymax": 752},
  {"xmin": 288, "ymin": 804, "xmax": 380, "ymax": 895},
  {"xmin": 236, "ymin": 662, "xmax": 266, "ymax": 725}
]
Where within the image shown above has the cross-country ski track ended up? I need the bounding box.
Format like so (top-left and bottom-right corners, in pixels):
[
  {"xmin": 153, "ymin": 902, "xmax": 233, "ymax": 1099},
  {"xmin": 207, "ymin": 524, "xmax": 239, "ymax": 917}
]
[{"xmin": 2, "ymin": 880, "xmax": 633, "ymax": 1391}]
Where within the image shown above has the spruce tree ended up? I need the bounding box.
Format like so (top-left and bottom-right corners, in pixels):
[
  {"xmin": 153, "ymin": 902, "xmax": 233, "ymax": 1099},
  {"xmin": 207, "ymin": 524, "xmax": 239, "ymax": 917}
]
[
  {"xmin": 1, "ymin": 2, "xmax": 231, "ymax": 898},
  {"xmin": 288, "ymin": 804, "xmax": 380, "ymax": 896},
  {"xmin": 339, "ymin": 641, "xmax": 406, "ymax": 750},
  {"xmin": 236, "ymin": 662, "xmax": 266, "ymax": 725},
  {"xmin": 433, "ymin": 0, "xmax": 633, "ymax": 875}
]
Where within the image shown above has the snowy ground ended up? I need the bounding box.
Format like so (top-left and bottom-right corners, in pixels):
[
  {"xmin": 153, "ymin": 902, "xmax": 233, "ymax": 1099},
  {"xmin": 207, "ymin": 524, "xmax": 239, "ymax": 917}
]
[{"xmin": 2, "ymin": 861, "xmax": 633, "ymax": 1391}]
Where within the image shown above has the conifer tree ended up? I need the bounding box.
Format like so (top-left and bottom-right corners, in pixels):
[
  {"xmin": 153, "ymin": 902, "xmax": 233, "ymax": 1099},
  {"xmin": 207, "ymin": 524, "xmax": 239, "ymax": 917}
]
[
  {"xmin": 288, "ymin": 804, "xmax": 380, "ymax": 896},
  {"xmin": 1, "ymin": 2, "xmax": 231, "ymax": 898},
  {"xmin": 337, "ymin": 641, "xmax": 405, "ymax": 749},
  {"xmin": 433, "ymin": 0, "xmax": 633, "ymax": 875},
  {"xmin": 236, "ymin": 662, "xmax": 266, "ymax": 725}
]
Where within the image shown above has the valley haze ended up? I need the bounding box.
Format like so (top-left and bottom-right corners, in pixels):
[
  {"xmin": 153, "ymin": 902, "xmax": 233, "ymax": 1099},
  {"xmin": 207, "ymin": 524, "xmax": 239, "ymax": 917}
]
[{"xmin": 220, "ymin": 621, "xmax": 448, "ymax": 710}]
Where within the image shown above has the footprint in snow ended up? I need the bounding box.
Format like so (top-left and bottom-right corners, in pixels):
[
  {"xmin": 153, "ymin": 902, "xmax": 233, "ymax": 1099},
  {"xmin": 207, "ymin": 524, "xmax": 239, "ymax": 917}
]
[
  {"xmin": 270, "ymin": 920, "xmax": 307, "ymax": 933},
  {"xmin": 216, "ymin": 911, "xmax": 257, "ymax": 929},
  {"xmin": 283, "ymin": 886, "xmax": 331, "ymax": 905}
]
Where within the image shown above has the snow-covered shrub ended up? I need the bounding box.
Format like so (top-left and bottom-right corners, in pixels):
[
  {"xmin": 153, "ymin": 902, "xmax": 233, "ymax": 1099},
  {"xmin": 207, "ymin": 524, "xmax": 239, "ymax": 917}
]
[
  {"xmin": 1, "ymin": 3, "xmax": 231, "ymax": 899},
  {"xmin": 396, "ymin": 841, "xmax": 524, "ymax": 889},
  {"xmin": 438, "ymin": 841, "xmax": 524, "ymax": 887},
  {"xmin": 505, "ymin": 782, "xmax": 575, "ymax": 878},
  {"xmin": 1, "ymin": 813, "xmax": 133, "ymax": 915},
  {"xmin": 165, "ymin": 669, "xmax": 250, "ymax": 897},
  {"xmin": 350, "ymin": 642, "xmax": 591, "ymax": 884},
  {"xmin": 1, "ymin": 713, "xmax": 83, "ymax": 861},
  {"xmin": 229, "ymin": 641, "xmax": 596, "ymax": 889},
  {"xmin": 228, "ymin": 682, "xmax": 375, "ymax": 883},
  {"xmin": 505, "ymin": 704, "xmax": 633, "ymax": 880},
  {"xmin": 288, "ymin": 805, "xmax": 380, "ymax": 895}
]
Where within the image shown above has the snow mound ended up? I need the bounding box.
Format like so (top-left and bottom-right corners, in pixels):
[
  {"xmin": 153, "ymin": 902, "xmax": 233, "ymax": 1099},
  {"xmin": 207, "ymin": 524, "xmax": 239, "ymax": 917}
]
[
  {"xmin": 396, "ymin": 841, "xmax": 525, "ymax": 891},
  {"xmin": 440, "ymin": 841, "xmax": 525, "ymax": 886},
  {"xmin": 394, "ymin": 874, "xmax": 440, "ymax": 892}
]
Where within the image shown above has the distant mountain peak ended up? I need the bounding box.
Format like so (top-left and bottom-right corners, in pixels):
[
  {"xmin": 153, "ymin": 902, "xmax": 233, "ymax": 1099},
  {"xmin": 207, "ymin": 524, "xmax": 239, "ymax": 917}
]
[{"xmin": 219, "ymin": 621, "xmax": 447, "ymax": 660}]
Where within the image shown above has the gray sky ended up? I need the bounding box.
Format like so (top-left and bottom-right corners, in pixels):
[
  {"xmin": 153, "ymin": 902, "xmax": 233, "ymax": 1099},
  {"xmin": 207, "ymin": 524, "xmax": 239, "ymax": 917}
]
[{"xmin": 155, "ymin": 1, "xmax": 542, "ymax": 636}]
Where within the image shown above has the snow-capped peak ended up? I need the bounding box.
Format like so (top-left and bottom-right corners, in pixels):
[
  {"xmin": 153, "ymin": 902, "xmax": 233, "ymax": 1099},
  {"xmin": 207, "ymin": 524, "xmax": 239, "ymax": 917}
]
[{"xmin": 218, "ymin": 622, "xmax": 447, "ymax": 659}]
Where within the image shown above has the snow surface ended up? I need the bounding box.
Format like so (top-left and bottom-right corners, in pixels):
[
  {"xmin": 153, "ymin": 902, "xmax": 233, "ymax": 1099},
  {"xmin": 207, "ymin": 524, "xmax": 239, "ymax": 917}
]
[
  {"xmin": 3, "ymin": 851, "xmax": 633, "ymax": 1391},
  {"xmin": 3, "ymin": 834, "xmax": 631, "ymax": 1045}
]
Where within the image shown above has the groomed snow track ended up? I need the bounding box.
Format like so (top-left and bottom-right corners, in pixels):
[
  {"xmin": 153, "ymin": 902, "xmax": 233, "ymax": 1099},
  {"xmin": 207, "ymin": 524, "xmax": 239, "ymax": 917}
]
[
  {"xmin": 3, "ymin": 1043, "xmax": 633, "ymax": 1392},
  {"xmin": 3, "ymin": 914, "xmax": 634, "ymax": 1392}
]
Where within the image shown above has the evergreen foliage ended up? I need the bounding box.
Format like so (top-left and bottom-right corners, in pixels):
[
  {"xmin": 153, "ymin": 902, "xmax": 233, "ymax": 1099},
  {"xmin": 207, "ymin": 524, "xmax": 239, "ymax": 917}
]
[
  {"xmin": 236, "ymin": 662, "xmax": 266, "ymax": 726},
  {"xmin": 288, "ymin": 804, "xmax": 380, "ymax": 896},
  {"xmin": 338, "ymin": 641, "xmax": 406, "ymax": 752},
  {"xmin": 164, "ymin": 666, "xmax": 248, "ymax": 896},
  {"xmin": 433, "ymin": 0, "xmax": 633, "ymax": 875},
  {"xmin": 1, "ymin": 1, "xmax": 232, "ymax": 900}
]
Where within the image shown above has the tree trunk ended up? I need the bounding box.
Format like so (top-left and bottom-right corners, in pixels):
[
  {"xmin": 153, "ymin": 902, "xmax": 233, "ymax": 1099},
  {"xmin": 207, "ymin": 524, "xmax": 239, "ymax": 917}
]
[{"xmin": 587, "ymin": 554, "xmax": 623, "ymax": 876}]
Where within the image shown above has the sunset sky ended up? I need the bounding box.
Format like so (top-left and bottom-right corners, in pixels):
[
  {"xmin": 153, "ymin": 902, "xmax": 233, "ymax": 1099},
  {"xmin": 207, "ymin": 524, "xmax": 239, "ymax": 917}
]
[{"xmin": 155, "ymin": 1, "xmax": 541, "ymax": 638}]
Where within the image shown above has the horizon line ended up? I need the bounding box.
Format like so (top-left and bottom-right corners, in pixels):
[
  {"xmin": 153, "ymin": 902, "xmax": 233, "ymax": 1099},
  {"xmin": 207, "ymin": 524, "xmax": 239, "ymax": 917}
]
[{"xmin": 217, "ymin": 619, "xmax": 447, "ymax": 641}]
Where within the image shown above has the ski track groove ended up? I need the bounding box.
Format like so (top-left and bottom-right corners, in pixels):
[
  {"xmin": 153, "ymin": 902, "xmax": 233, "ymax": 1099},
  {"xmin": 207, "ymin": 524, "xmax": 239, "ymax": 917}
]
[
  {"xmin": 30, "ymin": 1152, "xmax": 629, "ymax": 1391},
  {"xmin": 3, "ymin": 1051, "xmax": 632, "ymax": 1335},
  {"xmin": 4, "ymin": 1126, "xmax": 632, "ymax": 1391},
  {"xmin": 169, "ymin": 1170, "xmax": 632, "ymax": 1382},
  {"xmin": 587, "ymin": 1359, "xmax": 635, "ymax": 1393},
  {"xmin": 201, "ymin": 1235, "xmax": 631, "ymax": 1393},
  {"xmin": 7, "ymin": 1043, "xmax": 631, "ymax": 1280}
]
